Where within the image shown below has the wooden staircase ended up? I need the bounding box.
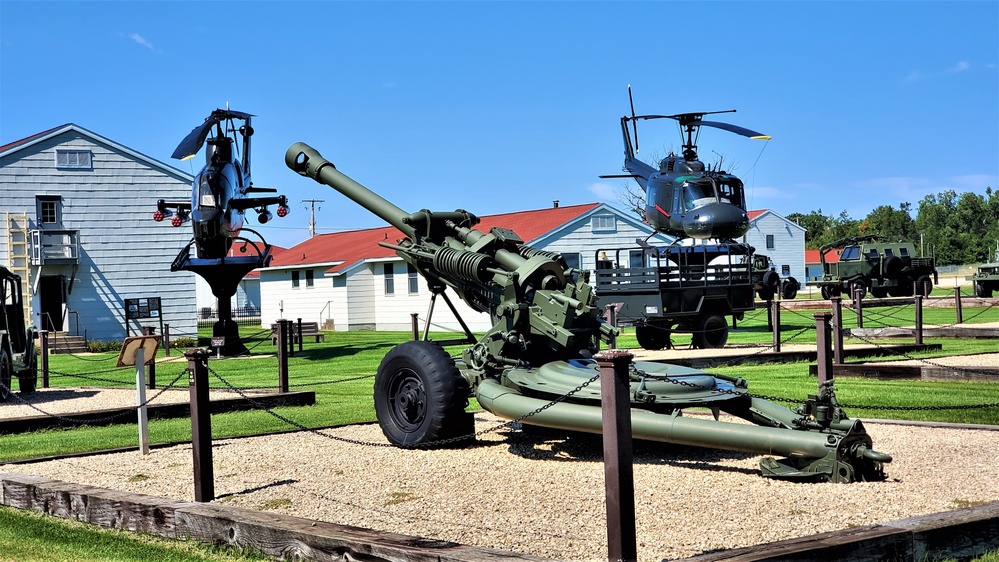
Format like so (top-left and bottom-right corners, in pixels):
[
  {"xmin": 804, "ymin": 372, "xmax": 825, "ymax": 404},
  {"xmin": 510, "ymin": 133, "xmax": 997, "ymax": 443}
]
[{"xmin": 48, "ymin": 333, "xmax": 89, "ymax": 354}]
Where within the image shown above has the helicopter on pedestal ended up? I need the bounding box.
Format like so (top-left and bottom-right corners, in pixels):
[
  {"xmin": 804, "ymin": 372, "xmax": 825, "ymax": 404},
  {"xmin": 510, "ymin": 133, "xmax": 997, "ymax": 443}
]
[
  {"xmin": 602, "ymin": 87, "xmax": 771, "ymax": 241},
  {"xmin": 153, "ymin": 109, "xmax": 290, "ymax": 356}
]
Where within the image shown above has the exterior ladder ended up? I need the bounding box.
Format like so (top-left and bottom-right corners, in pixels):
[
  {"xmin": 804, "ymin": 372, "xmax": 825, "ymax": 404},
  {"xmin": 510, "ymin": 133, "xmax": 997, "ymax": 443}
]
[{"xmin": 6, "ymin": 212, "xmax": 32, "ymax": 324}]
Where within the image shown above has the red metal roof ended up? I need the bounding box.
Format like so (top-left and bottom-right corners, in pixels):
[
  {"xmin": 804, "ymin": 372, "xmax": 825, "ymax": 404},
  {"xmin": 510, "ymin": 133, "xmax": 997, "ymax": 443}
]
[
  {"xmin": 747, "ymin": 209, "xmax": 766, "ymax": 220},
  {"xmin": 0, "ymin": 124, "xmax": 70, "ymax": 153},
  {"xmin": 805, "ymin": 248, "xmax": 840, "ymax": 264},
  {"xmin": 243, "ymin": 245, "xmax": 287, "ymax": 278},
  {"xmin": 267, "ymin": 202, "xmax": 602, "ymax": 274}
]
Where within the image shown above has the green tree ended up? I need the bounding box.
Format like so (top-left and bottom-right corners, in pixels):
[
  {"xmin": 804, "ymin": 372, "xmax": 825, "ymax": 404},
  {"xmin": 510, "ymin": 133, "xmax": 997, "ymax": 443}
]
[
  {"xmin": 859, "ymin": 203, "xmax": 913, "ymax": 241},
  {"xmin": 786, "ymin": 210, "xmax": 832, "ymax": 248}
]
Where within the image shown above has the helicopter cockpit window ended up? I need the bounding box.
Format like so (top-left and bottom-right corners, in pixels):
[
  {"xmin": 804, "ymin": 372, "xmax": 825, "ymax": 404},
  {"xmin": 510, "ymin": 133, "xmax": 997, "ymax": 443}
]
[
  {"xmin": 681, "ymin": 181, "xmax": 714, "ymax": 211},
  {"xmin": 716, "ymin": 179, "xmax": 745, "ymax": 206},
  {"xmin": 840, "ymin": 246, "xmax": 861, "ymax": 261},
  {"xmin": 196, "ymin": 171, "xmax": 227, "ymax": 208}
]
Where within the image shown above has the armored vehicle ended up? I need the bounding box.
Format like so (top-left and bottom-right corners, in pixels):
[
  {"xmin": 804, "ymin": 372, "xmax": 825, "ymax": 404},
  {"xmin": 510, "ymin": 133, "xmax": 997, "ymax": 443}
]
[
  {"xmin": 968, "ymin": 261, "xmax": 999, "ymax": 298},
  {"xmin": 815, "ymin": 235, "xmax": 936, "ymax": 300},
  {"xmin": 0, "ymin": 266, "xmax": 38, "ymax": 401},
  {"xmin": 285, "ymin": 142, "xmax": 890, "ymax": 483}
]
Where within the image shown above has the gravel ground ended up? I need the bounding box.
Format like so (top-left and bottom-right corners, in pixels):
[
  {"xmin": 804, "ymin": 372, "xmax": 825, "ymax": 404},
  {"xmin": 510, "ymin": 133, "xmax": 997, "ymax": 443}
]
[{"xmin": 3, "ymin": 353, "xmax": 999, "ymax": 561}]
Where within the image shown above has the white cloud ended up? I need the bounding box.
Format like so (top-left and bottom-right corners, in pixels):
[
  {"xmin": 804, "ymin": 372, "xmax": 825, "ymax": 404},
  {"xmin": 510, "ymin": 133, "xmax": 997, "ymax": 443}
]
[
  {"xmin": 587, "ymin": 181, "xmax": 621, "ymax": 202},
  {"xmin": 128, "ymin": 33, "xmax": 156, "ymax": 51},
  {"xmin": 948, "ymin": 61, "xmax": 971, "ymax": 73}
]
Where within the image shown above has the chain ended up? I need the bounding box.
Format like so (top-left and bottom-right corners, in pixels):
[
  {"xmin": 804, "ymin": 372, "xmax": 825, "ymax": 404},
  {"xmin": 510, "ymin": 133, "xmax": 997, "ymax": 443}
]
[{"xmin": 0, "ymin": 367, "xmax": 188, "ymax": 424}]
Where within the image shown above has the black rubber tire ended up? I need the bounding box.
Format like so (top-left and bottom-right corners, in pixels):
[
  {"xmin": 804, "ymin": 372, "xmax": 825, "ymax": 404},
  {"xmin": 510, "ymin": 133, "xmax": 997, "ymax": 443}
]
[
  {"xmin": 757, "ymin": 287, "xmax": 775, "ymax": 302},
  {"xmin": 780, "ymin": 278, "xmax": 799, "ymax": 300},
  {"xmin": 882, "ymin": 256, "xmax": 903, "ymax": 279},
  {"xmin": 692, "ymin": 314, "xmax": 728, "ymax": 349},
  {"xmin": 18, "ymin": 350, "xmax": 37, "ymax": 394},
  {"xmin": 916, "ymin": 275, "xmax": 933, "ymax": 298},
  {"xmin": 761, "ymin": 270, "xmax": 780, "ymax": 290},
  {"xmin": 975, "ymin": 281, "xmax": 993, "ymax": 298},
  {"xmin": 635, "ymin": 323, "xmax": 670, "ymax": 351},
  {"xmin": 850, "ymin": 281, "xmax": 867, "ymax": 300},
  {"xmin": 870, "ymin": 286, "xmax": 889, "ymax": 299},
  {"xmin": 374, "ymin": 340, "xmax": 469, "ymax": 447},
  {"xmin": 820, "ymin": 286, "xmax": 831, "ymax": 300},
  {"xmin": 0, "ymin": 348, "xmax": 11, "ymax": 402}
]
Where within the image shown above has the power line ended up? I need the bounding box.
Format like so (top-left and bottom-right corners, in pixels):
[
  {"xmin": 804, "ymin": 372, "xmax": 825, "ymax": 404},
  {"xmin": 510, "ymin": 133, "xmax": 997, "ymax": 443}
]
[{"xmin": 302, "ymin": 199, "xmax": 324, "ymax": 237}]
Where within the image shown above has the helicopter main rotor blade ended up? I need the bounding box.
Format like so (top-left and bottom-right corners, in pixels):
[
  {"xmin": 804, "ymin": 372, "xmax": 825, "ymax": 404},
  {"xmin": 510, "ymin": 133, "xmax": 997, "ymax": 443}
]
[
  {"xmin": 698, "ymin": 120, "xmax": 771, "ymax": 140},
  {"xmin": 628, "ymin": 84, "xmax": 639, "ymax": 153},
  {"xmin": 171, "ymin": 109, "xmax": 256, "ymax": 160}
]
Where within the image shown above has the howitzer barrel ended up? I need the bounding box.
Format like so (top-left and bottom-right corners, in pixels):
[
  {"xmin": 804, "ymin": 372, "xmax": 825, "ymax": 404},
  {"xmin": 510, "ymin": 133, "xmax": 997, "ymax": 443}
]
[{"xmin": 286, "ymin": 142, "xmax": 416, "ymax": 239}]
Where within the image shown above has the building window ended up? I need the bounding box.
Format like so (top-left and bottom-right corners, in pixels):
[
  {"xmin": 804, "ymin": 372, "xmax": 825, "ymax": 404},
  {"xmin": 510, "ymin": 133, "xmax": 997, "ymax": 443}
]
[
  {"xmin": 305, "ymin": 269, "xmax": 314, "ymax": 288},
  {"xmin": 383, "ymin": 263, "xmax": 395, "ymax": 295},
  {"xmin": 629, "ymin": 250, "xmax": 645, "ymax": 269},
  {"xmin": 591, "ymin": 216, "xmax": 617, "ymax": 232},
  {"xmin": 292, "ymin": 270, "xmax": 300, "ymax": 288},
  {"xmin": 766, "ymin": 234, "xmax": 775, "ymax": 250},
  {"xmin": 407, "ymin": 264, "xmax": 419, "ymax": 294},
  {"xmin": 562, "ymin": 253, "xmax": 581, "ymax": 270},
  {"xmin": 36, "ymin": 195, "xmax": 63, "ymax": 226},
  {"xmin": 55, "ymin": 149, "xmax": 92, "ymax": 169}
]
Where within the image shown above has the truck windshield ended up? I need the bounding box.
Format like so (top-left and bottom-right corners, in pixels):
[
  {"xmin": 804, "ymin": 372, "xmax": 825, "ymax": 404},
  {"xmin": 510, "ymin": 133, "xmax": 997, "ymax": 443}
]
[{"xmin": 840, "ymin": 246, "xmax": 860, "ymax": 260}]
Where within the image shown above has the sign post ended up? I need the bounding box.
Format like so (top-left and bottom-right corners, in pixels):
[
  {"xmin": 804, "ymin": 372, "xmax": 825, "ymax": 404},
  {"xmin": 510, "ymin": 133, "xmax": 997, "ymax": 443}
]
[{"xmin": 116, "ymin": 335, "xmax": 161, "ymax": 455}]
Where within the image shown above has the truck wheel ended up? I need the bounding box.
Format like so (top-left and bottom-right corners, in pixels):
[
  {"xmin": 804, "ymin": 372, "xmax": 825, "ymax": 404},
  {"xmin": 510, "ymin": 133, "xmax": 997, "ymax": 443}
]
[
  {"xmin": 692, "ymin": 314, "xmax": 728, "ymax": 349},
  {"xmin": 850, "ymin": 281, "xmax": 867, "ymax": 300},
  {"xmin": 635, "ymin": 323, "xmax": 670, "ymax": 350},
  {"xmin": 820, "ymin": 286, "xmax": 831, "ymax": 300},
  {"xmin": 18, "ymin": 350, "xmax": 38, "ymax": 394},
  {"xmin": 870, "ymin": 287, "xmax": 888, "ymax": 299},
  {"xmin": 780, "ymin": 278, "xmax": 799, "ymax": 300},
  {"xmin": 882, "ymin": 256, "xmax": 903, "ymax": 279},
  {"xmin": 757, "ymin": 287, "xmax": 775, "ymax": 301},
  {"xmin": 975, "ymin": 281, "xmax": 993, "ymax": 298},
  {"xmin": 374, "ymin": 340, "xmax": 470, "ymax": 447},
  {"xmin": 0, "ymin": 348, "xmax": 11, "ymax": 402},
  {"xmin": 916, "ymin": 275, "xmax": 933, "ymax": 297}
]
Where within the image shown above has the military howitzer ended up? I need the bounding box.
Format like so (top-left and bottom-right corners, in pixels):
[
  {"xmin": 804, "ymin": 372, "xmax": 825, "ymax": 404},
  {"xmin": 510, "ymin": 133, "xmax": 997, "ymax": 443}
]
[{"xmin": 286, "ymin": 142, "xmax": 891, "ymax": 483}]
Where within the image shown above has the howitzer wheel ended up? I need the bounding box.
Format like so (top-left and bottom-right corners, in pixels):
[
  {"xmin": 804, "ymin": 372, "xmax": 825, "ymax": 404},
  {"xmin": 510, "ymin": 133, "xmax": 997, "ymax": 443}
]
[
  {"xmin": 18, "ymin": 347, "xmax": 37, "ymax": 394},
  {"xmin": 374, "ymin": 341, "xmax": 472, "ymax": 447},
  {"xmin": 916, "ymin": 275, "xmax": 933, "ymax": 298},
  {"xmin": 975, "ymin": 280, "xmax": 993, "ymax": 298},
  {"xmin": 0, "ymin": 348, "xmax": 11, "ymax": 402},
  {"xmin": 692, "ymin": 314, "xmax": 728, "ymax": 349}
]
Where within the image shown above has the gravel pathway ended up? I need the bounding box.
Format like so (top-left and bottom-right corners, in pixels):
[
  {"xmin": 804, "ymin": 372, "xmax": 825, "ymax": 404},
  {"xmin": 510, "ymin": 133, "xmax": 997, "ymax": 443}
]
[{"xmin": 3, "ymin": 352, "xmax": 998, "ymax": 561}]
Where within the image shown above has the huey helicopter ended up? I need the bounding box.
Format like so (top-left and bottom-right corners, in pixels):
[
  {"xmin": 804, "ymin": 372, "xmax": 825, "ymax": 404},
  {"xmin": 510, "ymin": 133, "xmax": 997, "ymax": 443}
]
[
  {"xmin": 153, "ymin": 109, "xmax": 289, "ymax": 258},
  {"xmin": 602, "ymin": 87, "xmax": 771, "ymax": 241}
]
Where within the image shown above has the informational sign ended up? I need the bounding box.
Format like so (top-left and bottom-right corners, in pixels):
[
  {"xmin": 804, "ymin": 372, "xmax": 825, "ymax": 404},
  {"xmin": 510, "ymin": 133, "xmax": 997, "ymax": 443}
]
[{"xmin": 125, "ymin": 297, "xmax": 161, "ymax": 320}]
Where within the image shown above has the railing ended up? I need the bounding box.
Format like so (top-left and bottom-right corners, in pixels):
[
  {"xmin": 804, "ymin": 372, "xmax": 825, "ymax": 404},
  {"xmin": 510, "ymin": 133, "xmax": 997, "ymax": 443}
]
[
  {"xmin": 197, "ymin": 306, "xmax": 262, "ymax": 329},
  {"xmin": 318, "ymin": 301, "xmax": 334, "ymax": 330}
]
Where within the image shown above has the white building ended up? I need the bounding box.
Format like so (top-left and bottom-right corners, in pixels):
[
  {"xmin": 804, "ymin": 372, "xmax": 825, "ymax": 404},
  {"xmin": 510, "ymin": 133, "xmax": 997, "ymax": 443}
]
[
  {"xmin": 742, "ymin": 209, "xmax": 807, "ymax": 284},
  {"xmin": 0, "ymin": 124, "xmax": 197, "ymax": 342},
  {"xmin": 258, "ymin": 203, "xmax": 673, "ymax": 332}
]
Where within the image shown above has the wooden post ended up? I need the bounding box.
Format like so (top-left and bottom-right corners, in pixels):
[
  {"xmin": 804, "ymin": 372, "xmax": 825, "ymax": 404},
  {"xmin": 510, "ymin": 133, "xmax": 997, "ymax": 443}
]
[
  {"xmin": 163, "ymin": 324, "xmax": 171, "ymax": 357},
  {"xmin": 831, "ymin": 297, "xmax": 844, "ymax": 364},
  {"xmin": 411, "ymin": 313, "xmax": 419, "ymax": 341},
  {"xmin": 814, "ymin": 312, "xmax": 834, "ymax": 390},
  {"xmin": 595, "ymin": 350, "xmax": 637, "ymax": 562},
  {"xmin": 297, "ymin": 318, "xmax": 304, "ymax": 352},
  {"xmin": 955, "ymin": 287, "xmax": 963, "ymax": 324},
  {"xmin": 40, "ymin": 330, "xmax": 49, "ymax": 389},
  {"xmin": 914, "ymin": 294, "xmax": 924, "ymax": 345},
  {"xmin": 135, "ymin": 347, "xmax": 150, "ymax": 455},
  {"xmin": 771, "ymin": 299, "xmax": 781, "ymax": 352},
  {"xmin": 186, "ymin": 348, "xmax": 214, "ymax": 502},
  {"xmin": 141, "ymin": 326, "xmax": 156, "ymax": 389},
  {"xmin": 766, "ymin": 299, "xmax": 774, "ymax": 332},
  {"xmin": 605, "ymin": 304, "xmax": 618, "ymax": 349},
  {"xmin": 277, "ymin": 320, "xmax": 289, "ymax": 393}
]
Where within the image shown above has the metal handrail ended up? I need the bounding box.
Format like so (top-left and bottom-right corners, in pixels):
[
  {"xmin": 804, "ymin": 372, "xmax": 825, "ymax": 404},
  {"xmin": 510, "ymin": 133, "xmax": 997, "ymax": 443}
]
[{"xmin": 318, "ymin": 300, "xmax": 334, "ymax": 328}]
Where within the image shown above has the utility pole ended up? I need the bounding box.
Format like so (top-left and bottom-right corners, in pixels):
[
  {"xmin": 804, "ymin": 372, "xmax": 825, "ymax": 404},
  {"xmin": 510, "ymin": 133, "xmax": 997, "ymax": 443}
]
[{"xmin": 302, "ymin": 199, "xmax": 324, "ymax": 238}]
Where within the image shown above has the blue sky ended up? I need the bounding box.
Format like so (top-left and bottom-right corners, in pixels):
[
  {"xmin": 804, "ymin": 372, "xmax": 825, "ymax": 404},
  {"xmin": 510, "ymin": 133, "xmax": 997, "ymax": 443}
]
[{"xmin": 2, "ymin": 1, "xmax": 996, "ymax": 249}]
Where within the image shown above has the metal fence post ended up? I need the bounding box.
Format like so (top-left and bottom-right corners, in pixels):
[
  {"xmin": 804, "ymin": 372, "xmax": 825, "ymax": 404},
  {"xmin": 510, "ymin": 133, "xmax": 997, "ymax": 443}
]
[
  {"xmin": 163, "ymin": 324, "xmax": 171, "ymax": 356},
  {"xmin": 605, "ymin": 304, "xmax": 618, "ymax": 349},
  {"xmin": 411, "ymin": 313, "xmax": 419, "ymax": 341},
  {"xmin": 954, "ymin": 287, "xmax": 963, "ymax": 324},
  {"xmin": 595, "ymin": 350, "xmax": 637, "ymax": 562},
  {"xmin": 277, "ymin": 320, "xmax": 289, "ymax": 393},
  {"xmin": 854, "ymin": 286, "xmax": 863, "ymax": 328},
  {"xmin": 814, "ymin": 312, "xmax": 834, "ymax": 390},
  {"xmin": 186, "ymin": 348, "xmax": 214, "ymax": 502},
  {"xmin": 297, "ymin": 317, "xmax": 304, "ymax": 352},
  {"xmin": 831, "ymin": 297, "xmax": 844, "ymax": 364},
  {"xmin": 141, "ymin": 326, "xmax": 156, "ymax": 389},
  {"xmin": 766, "ymin": 299, "xmax": 774, "ymax": 332},
  {"xmin": 914, "ymin": 294, "xmax": 924, "ymax": 345},
  {"xmin": 40, "ymin": 330, "xmax": 49, "ymax": 389}
]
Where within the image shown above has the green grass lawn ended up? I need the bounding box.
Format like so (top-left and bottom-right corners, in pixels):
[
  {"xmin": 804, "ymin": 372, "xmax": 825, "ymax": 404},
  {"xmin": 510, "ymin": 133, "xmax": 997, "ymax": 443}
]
[{"xmin": 2, "ymin": 299, "xmax": 998, "ymax": 462}]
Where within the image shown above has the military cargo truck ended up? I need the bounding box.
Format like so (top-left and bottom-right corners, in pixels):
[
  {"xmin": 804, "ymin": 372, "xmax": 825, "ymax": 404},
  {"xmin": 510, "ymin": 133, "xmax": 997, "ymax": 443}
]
[
  {"xmin": 1, "ymin": 266, "xmax": 38, "ymax": 401},
  {"xmin": 815, "ymin": 235, "xmax": 936, "ymax": 300}
]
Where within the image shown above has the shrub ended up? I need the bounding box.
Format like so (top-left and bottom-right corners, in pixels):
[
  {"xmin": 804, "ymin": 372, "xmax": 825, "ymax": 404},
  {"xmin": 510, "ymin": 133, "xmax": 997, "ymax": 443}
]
[{"xmin": 87, "ymin": 340, "xmax": 122, "ymax": 353}]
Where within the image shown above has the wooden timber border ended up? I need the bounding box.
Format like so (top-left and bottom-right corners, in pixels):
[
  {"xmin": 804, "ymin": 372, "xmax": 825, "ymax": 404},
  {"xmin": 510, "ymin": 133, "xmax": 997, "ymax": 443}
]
[
  {"xmin": 0, "ymin": 391, "xmax": 316, "ymax": 435},
  {"xmin": 2, "ymin": 471, "xmax": 997, "ymax": 562},
  {"xmin": 807, "ymin": 362, "xmax": 999, "ymax": 382},
  {"xmin": 650, "ymin": 343, "xmax": 941, "ymax": 369}
]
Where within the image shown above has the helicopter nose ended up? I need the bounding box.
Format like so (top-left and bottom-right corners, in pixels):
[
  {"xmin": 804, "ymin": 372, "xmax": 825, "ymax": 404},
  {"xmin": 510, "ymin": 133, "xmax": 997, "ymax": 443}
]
[{"xmin": 683, "ymin": 203, "xmax": 750, "ymax": 239}]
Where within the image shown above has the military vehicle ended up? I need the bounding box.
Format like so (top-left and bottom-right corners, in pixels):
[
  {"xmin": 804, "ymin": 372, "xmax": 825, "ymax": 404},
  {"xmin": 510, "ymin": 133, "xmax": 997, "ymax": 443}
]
[
  {"xmin": 594, "ymin": 246, "xmax": 798, "ymax": 351},
  {"xmin": 0, "ymin": 266, "xmax": 38, "ymax": 401},
  {"xmin": 815, "ymin": 235, "xmax": 936, "ymax": 300},
  {"xmin": 285, "ymin": 141, "xmax": 890, "ymax": 483},
  {"xmin": 968, "ymin": 249, "xmax": 999, "ymax": 298}
]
